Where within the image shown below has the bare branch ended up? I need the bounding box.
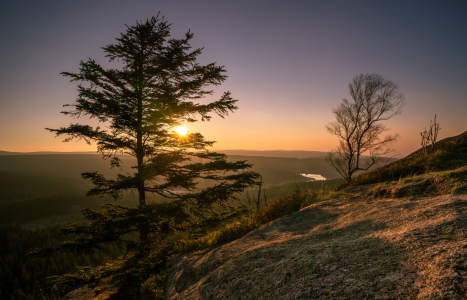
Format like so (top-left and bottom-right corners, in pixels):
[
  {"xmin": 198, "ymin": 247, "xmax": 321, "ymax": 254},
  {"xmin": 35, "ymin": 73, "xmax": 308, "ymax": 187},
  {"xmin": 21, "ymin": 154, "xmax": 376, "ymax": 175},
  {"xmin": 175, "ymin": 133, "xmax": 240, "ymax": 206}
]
[{"xmin": 325, "ymin": 74, "xmax": 404, "ymax": 182}]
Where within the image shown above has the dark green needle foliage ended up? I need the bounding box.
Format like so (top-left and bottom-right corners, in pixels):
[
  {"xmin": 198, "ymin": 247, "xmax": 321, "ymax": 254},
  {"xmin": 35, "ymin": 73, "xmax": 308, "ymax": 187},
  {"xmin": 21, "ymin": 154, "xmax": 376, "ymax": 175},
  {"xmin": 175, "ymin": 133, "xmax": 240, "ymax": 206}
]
[{"xmin": 36, "ymin": 14, "xmax": 259, "ymax": 296}]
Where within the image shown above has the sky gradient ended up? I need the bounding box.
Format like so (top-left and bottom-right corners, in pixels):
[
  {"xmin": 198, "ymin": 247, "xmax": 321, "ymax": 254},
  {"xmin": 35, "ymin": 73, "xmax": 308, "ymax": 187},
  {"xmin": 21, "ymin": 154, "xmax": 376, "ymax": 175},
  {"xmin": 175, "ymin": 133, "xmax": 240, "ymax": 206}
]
[{"xmin": 1, "ymin": 0, "xmax": 466, "ymax": 157}]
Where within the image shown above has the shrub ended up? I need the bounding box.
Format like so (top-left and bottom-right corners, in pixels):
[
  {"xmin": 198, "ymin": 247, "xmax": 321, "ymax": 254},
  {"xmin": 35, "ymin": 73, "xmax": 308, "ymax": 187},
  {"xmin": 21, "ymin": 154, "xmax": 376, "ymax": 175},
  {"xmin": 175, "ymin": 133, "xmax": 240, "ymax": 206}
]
[{"xmin": 178, "ymin": 189, "xmax": 319, "ymax": 253}]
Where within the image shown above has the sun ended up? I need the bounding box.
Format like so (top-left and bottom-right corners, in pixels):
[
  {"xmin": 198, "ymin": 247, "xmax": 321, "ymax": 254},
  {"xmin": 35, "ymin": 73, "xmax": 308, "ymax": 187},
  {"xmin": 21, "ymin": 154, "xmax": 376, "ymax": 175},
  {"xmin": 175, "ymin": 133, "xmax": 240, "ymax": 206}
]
[{"xmin": 174, "ymin": 126, "xmax": 188, "ymax": 136}]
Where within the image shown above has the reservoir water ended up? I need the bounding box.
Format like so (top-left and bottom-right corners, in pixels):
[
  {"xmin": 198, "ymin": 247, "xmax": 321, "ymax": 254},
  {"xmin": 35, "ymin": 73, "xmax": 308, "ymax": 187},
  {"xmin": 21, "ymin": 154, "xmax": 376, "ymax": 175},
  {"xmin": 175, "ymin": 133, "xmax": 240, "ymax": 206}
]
[{"xmin": 300, "ymin": 173, "xmax": 326, "ymax": 181}]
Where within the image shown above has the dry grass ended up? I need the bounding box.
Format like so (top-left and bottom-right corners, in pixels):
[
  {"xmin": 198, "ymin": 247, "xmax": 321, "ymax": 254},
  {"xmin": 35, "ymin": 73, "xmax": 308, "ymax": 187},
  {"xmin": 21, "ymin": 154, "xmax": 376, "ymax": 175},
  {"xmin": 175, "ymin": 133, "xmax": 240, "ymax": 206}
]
[
  {"xmin": 177, "ymin": 189, "xmax": 320, "ymax": 253},
  {"xmin": 340, "ymin": 166, "xmax": 467, "ymax": 201},
  {"xmin": 339, "ymin": 130, "xmax": 467, "ymax": 190}
]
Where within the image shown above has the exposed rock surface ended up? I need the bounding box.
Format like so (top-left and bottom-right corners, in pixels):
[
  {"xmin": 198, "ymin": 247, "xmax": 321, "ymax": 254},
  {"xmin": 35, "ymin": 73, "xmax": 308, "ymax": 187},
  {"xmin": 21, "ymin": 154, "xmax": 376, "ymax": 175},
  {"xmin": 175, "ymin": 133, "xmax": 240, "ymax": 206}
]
[
  {"xmin": 166, "ymin": 194, "xmax": 467, "ymax": 299},
  {"xmin": 60, "ymin": 276, "xmax": 120, "ymax": 300}
]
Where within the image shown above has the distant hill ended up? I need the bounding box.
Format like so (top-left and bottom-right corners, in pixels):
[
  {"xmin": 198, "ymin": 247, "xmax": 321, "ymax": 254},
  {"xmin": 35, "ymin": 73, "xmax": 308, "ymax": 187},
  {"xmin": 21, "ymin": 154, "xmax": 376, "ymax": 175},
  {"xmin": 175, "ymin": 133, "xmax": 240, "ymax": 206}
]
[
  {"xmin": 0, "ymin": 154, "xmax": 136, "ymax": 178},
  {"xmin": 0, "ymin": 152, "xmax": 338, "ymax": 184},
  {"xmin": 0, "ymin": 150, "xmax": 22, "ymax": 155},
  {"xmin": 0, "ymin": 170, "xmax": 141, "ymax": 224},
  {"xmin": 0, "ymin": 150, "xmax": 392, "ymax": 183},
  {"xmin": 0, "ymin": 171, "xmax": 92, "ymax": 202},
  {"xmin": 0, "ymin": 150, "xmax": 97, "ymax": 155},
  {"xmin": 226, "ymin": 155, "xmax": 394, "ymax": 181},
  {"xmin": 218, "ymin": 149, "xmax": 328, "ymax": 158},
  {"xmin": 0, "ymin": 150, "xmax": 396, "ymax": 224},
  {"xmin": 0, "ymin": 149, "xmax": 327, "ymax": 158}
]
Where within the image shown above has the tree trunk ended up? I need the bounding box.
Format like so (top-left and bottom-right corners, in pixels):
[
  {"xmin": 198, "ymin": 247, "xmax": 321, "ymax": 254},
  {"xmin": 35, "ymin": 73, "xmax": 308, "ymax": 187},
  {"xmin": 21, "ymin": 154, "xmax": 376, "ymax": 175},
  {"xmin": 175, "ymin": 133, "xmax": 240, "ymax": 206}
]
[
  {"xmin": 136, "ymin": 65, "xmax": 149, "ymax": 252},
  {"xmin": 256, "ymin": 177, "xmax": 262, "ymax": 211}
]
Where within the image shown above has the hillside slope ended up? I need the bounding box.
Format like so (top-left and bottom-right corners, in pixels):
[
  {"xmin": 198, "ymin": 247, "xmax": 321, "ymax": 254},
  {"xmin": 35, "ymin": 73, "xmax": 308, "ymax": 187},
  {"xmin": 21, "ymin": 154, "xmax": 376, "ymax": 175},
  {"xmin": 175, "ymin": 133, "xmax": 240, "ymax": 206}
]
[
  {"xmin": 166, "ymin": 192, "xmax": 467, "ymax": 299},
  {"xmin": 339, "ymin": 130, "xmax": 467, "ymax": 189},
  {"xmin": 55, "ymin": 132, "xmax": 467, "ymax": 299},
  {"xmin": 165, "ymin": 131, "xmax": 467, "ymax": 299}
]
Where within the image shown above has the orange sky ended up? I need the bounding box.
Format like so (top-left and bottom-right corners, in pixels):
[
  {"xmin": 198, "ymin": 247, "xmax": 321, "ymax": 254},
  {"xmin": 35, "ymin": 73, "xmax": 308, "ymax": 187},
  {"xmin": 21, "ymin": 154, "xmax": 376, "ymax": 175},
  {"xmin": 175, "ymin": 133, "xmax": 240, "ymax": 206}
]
[
  {"xmin": 2, "ymin": 106, "xmax": 464, "ymax": 158},
  {"xmin": 1, "ymin": 1, "xmax": 466, "ymax": 158}
]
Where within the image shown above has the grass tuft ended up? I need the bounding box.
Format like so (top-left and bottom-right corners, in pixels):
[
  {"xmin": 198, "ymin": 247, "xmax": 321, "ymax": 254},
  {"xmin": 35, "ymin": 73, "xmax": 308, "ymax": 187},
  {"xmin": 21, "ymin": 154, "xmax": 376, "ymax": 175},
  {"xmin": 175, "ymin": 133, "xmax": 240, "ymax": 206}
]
[
  {"xmin": 178, "ymin": 189, "xmax": 320, "ymax": 253},
  {"xmin": 339, "ymin": 131, "xmax": 467, "ymax": 189}
]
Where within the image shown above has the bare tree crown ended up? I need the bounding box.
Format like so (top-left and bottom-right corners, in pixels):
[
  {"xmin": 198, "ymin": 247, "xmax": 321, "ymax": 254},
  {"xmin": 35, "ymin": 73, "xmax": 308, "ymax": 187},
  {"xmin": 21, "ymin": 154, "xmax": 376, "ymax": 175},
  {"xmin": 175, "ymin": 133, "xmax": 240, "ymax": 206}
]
[{"xmin": 326, "ymin": 74, "xmax": 404, "ymax": 182}]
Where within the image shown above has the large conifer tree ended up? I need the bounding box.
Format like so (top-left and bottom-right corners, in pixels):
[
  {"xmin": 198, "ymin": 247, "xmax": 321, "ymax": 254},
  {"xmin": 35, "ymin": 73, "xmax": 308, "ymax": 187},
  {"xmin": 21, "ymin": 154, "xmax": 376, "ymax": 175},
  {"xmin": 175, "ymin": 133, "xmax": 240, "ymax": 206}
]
[{"xmin": 39, "ymin": 15, "xmax": 259, "ymax": 294}]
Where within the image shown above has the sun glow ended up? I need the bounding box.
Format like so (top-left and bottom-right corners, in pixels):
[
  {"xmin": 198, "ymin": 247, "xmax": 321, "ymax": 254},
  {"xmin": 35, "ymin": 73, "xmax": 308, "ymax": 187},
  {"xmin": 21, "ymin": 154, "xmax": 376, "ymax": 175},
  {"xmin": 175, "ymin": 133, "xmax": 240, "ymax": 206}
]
[{"xmin": 174, "ymin": 126, "xmax": 188, "ymax": 136}]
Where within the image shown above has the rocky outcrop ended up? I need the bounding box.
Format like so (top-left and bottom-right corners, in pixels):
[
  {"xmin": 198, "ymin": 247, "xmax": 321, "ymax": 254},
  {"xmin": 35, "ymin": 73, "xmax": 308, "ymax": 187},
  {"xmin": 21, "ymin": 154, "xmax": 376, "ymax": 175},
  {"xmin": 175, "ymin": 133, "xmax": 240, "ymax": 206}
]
[
  {"xmin": 166, "ymin": 194, "xmax": 467, "ymax": 299},
  {"xmin": 60, "ymin": 276, "xmax": 120, "ymax": 300}
]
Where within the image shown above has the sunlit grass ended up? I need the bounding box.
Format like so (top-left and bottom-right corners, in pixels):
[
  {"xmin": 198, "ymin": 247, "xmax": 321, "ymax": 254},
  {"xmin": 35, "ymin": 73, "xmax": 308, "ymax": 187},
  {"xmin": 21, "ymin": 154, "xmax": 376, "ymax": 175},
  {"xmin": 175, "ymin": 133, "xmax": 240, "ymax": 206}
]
[
  {"xmin": 339, "ymin": 132, "xmax": 467, "ymax": 189},
  {"xmin": 178, "ymin": 188, "xmax": 328, "ymax": 253}
]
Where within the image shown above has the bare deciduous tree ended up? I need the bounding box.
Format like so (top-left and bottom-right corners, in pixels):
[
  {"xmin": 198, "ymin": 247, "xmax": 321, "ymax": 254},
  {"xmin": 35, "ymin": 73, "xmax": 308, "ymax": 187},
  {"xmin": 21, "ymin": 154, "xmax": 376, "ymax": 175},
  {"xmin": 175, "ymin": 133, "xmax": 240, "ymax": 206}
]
[
  {"xmin": 420, "ymin": 114, "xmax": 441, "ymax": 153},
  {"xmin": 325, "ymin": 73, "xmax": 404, "ymax": 182}
]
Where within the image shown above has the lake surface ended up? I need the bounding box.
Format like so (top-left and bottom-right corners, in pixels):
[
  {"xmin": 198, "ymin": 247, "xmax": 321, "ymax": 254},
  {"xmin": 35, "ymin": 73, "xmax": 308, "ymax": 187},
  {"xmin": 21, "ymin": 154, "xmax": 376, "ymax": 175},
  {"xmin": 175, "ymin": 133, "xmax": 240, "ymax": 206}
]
[{"xmin": 300, "ymin": 173, "xmax": 326, "ymax": 181}]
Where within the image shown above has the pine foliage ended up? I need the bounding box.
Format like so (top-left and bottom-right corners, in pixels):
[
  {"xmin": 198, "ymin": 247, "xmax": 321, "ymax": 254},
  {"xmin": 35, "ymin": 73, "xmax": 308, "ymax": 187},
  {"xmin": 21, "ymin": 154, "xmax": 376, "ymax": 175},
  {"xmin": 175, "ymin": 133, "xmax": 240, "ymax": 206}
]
[
  {"xmin": 0, "ymin": 224, "xmax": 123, "ymax": 300},
  {"xmin": 36, "ymin": 14, "xmax": 259, "ymax": 295}
]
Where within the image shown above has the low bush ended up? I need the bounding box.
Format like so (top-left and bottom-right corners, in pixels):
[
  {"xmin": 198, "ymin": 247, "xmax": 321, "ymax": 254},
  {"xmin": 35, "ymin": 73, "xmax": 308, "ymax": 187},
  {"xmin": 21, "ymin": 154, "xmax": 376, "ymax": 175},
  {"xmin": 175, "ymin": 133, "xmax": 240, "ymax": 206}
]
[{"xmin": 178, "ymin": 189, "xmax": 319, "ymax": 253}]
